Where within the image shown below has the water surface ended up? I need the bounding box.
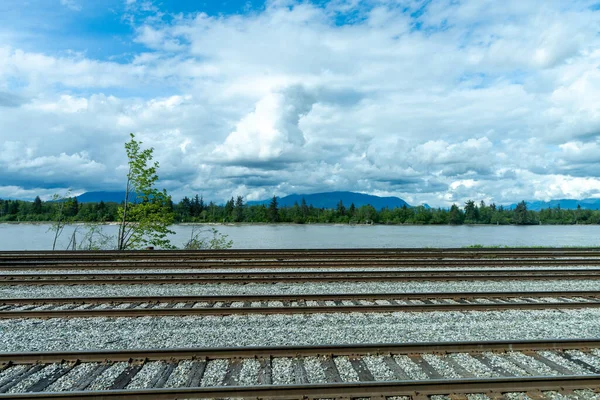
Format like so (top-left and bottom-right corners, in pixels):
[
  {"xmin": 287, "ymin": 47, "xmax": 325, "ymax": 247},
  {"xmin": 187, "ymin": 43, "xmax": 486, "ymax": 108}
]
[{"xmin": 1, "ymin": 224, "xmax": 599, "ymax": 250}]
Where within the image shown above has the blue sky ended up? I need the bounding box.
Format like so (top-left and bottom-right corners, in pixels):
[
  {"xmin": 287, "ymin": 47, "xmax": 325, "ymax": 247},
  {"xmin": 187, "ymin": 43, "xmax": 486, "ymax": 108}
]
[
  {"xmin": 1, "ymin": 0, "xmax": 600, "ymax": 205},
  {"xmin": 2, "ymin": 1, "xmax": 260, "ymax": 60}
]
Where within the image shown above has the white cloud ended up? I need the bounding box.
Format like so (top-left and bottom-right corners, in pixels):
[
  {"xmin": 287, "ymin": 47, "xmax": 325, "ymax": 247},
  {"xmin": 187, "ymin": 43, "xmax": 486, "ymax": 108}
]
[
  {"xmin": 1, "ymin": 0, "xmax": 600, "ymax": 206},
  {"xmin": 214, "ymin": 85, "xmax": 316, "ymax": 164},
  {"xmin": 60, "ymin": 0, "xmax": 81, "ymax": 12}
]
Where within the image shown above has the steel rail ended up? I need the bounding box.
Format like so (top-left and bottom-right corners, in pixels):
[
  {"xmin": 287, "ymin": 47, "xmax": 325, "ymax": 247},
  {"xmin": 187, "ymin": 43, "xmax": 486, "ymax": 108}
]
[
  {"xmin": 2, "ymin": 339, "xmax": 600, "ymax": 399},
  {"xmin": 3, "ymin": 247, "xmax": 600, "ymax": 260},
  {"xmin": 4, "ymin": 258, "xmax": 600, "ymax": 270},
  {"xmin": 2, "ymin": 301, "xmax": 600, "ymax": 319},
  {"xmin": 1, "ymin": 269, "xmax": 600, "ymax": 285},
  {"xmin": 2, "ymin": 338, "xmax": 599, "ymax": 363},
  {"xmin": 2, "ymin": 290, "xmax": 597, "ymax": 304},
  {"xmin": 2, "ymin": 376, "xmax": 600, "ymax": 399},
  {"xmin": 1, "ymin": 291, "xmax": 599, "ymax": 318}
]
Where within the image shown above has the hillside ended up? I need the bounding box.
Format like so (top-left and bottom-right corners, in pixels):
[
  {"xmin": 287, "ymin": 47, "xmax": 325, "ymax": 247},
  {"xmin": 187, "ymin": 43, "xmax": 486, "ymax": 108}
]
[
  {"xmin": 510, "ymin": 198, "xmax": 600, "ymax": 211},
  {"xmin": 247, "ymin": 191, "xmax": 410, "ymax": 210},
  {"xmin": 76, "ymin": 191, "xmax": 127, "ymax": 203}
]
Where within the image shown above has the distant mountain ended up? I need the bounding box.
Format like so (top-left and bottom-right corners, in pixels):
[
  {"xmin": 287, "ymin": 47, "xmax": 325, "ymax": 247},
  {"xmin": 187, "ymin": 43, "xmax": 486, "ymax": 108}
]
[
  {"xmin": 76, "ymin": 191, "xmax": 127, "ymax": 203},
  {"xmin": 509, "ymin": 198, "xmax": 600, "ymax": 211},
  {"xmin": 247, "ymin": 191, "xmax": 410, "ymax": 210}
]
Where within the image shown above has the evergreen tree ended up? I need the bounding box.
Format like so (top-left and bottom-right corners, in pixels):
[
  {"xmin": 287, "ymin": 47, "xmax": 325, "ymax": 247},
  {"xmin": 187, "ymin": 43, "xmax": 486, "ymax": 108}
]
[
  {"xmin": 448, "ymin": 204, "xmax": 464, "ymax": 225},
  {"xmin": 234, "ymin": 196, "xmax": 244, "ymax": 222},
  {"xmin": 464, "ymin": 200, "xmax": 479, "ymax": 223},
  {"xmin": 179, "ymin": 197, "xmax": 192, "ymax": 220},
  {"xmin": 268, "ymin": 196, "xmax": 279, "ymax": 222},
  {"xmin": 348, "ymin": 202, "xmax": 356, "ymax": 218},
  {"xmin": 513, "ymin": 201, "xmax": 530, "ymax": 225},
  {"xmin": 301, "ymin": 198, "xmax": 309, "ymax": 220},
  {"xmin": 32, "ymin": 196, "xmax": 43, "ymax": 214},
  {"xmin": 336, "ymin": 200, "xmax": 346, "ymax": 216},
  {"xmin": 224, "ymin": 197, "xmax": 235, "ymax": 221}
]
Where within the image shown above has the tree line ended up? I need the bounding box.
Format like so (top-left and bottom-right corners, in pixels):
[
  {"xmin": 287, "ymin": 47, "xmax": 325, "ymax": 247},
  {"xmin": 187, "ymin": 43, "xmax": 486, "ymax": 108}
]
[{"xmin": 2, "ymin": 196, "xmax": 600, "ymax": 226}]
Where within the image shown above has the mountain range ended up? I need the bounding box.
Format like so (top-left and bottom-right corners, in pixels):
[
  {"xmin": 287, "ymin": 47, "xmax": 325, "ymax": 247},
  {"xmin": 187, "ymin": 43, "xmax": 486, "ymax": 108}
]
[
  {"xmin": 76, "ymin": 191, "xmax": 129, "ymax": 203},
  {"xmin": 510, "ymin": 198, "xmax": 600, "ymax": 211},
  {"xmin": 247, "ymin": 191, "xmax": 410, "ymax": 210},
  {"xmin": 74, "ymin": 190, "xmax": 411, "ymax": 209},
  {"xmin": 72, "ymin": 191, "xmax": 600, "ymax": 211}
]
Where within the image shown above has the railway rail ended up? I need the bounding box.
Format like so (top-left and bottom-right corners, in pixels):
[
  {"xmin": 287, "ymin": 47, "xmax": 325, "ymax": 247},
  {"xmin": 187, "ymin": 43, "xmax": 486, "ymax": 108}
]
[
  {"xmin": 4, "ymin": 257, "xmax": 600, "ymax": 270},
  {"xmin": 1, "ymin": 339, "xmax": 600, "ymax": 398},
  {"xmin": 2, "ymin": 291, "xmax": 600, "ymax": 318},
  {"xmin": 1, "ymin": 269, "xmax": 600, "ymax": 285},
  {"xmin": 3, "ymin": 247, "xmax": 600, "ymax": 258},
  {"xmin": 4, "ymin": 248, "xmax": 600, "ymax": 271}
]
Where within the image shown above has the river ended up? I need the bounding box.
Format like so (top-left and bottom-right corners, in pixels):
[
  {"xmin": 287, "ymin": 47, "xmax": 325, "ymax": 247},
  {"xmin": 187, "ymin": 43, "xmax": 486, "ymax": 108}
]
[{"xmin": 0, "ymin": 223, "xmax": 599, "ymax": 250}]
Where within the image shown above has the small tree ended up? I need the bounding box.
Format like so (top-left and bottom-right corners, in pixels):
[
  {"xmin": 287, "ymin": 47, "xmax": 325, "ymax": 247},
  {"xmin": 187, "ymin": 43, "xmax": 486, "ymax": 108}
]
[
  {"xmin": 117, "ymin": 134, "xmax": 175, "ymax": 250},
  {"xmin": 183, "ymin": 227, "xmax": 233, "ymax": 250},
  {"xmin": 48, "ymin": 190, "xmax": 71, "ymax": 250}
]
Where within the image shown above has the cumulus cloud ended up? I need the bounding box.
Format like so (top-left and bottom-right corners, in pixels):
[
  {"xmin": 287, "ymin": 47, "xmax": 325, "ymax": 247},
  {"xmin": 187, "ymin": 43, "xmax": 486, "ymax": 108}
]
[
  {"xmin": 213, "ymin": 85, "xmax": 316, "ymax": 165},
  {"xmin": 1, "ymin": 0, "xmax": 600, "ymax": 205}
]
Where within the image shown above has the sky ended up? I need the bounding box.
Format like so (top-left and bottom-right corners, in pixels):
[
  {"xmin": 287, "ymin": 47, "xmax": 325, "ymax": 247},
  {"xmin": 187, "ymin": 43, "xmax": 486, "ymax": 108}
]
[{"xmin": 1, "ymin": 0, "xmax": 600, "ymax": 206}]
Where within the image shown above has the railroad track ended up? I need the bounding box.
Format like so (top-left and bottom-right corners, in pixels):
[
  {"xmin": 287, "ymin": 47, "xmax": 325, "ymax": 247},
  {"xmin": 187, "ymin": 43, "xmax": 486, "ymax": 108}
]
[
  {"xmin": 2, "ymin": 247, "xmax": 600, "ymax": 262},
  {"xmin": 4, "ymin": 257, "xmax": 600, "ymax": 270},
  {"xmin": 1, "ymin": 291, "xmax": 600, "ymax": 318},
  {"xmin": 1, "ymin": 339, "xmax": 600, "ymax": 398},
  {"xmin": 1, "ymin": 269, "xmax": 600, "ymax": 285}
]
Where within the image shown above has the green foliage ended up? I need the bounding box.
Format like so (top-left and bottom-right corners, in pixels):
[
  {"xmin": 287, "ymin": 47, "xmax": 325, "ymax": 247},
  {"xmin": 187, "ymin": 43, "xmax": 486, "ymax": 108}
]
[
  {"xmin": 268, "ymin": 196, "xmax": 279, "ymax": 222},
  {"xmin": 76, "ymin": 224, "xmax": 115, "ymax": 250},
  {"xmin": 6, "ymin": 193, "xmax": 600, "ymax": 228},
  {"xmin": 48, "ymin": 190, "xmax": 71, "ymax": 250},
  {"xmin": 182, "ymin": 227, "xmax": 233, "ymax": 250},
  {"xmin": 117, "ymin": 133, "xmax": 175, "ymax": 250}
]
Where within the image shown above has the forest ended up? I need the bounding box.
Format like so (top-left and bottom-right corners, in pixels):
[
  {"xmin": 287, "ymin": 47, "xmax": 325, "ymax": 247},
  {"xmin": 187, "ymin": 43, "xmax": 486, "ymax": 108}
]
[{"xmin": 1, "ymin": 196, "xmax": 599, "ymax": 225}]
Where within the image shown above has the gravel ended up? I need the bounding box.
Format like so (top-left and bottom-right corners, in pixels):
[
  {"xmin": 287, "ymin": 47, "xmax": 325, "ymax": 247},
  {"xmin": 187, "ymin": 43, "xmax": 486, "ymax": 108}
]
[
  {"xmin": 7, "ymin": 364, "xmax": 62, "ymax": 393},
  {"xmin": 363, "ymin": 355, "xmax": 395, "ymax": 381},
  {"xmin": 481, "ymin": 352, "xmax": 528, "ymax": 376},
  {"xmin": 449, "ymin": 353, "xmax": 497, "ymax": 377},
  {"xmin": 467, "ymin": 395, "xmax": 490, "ymax": 400},
  {"xmin": 164, "ymin": 360, "xmax": 194, "ymax": 388},
  {"xmin": 126, "ymin": 361, "xmax": 165, "ymax": 389},
  {"xmin": 506, "ymin": 352, "xmax": 559, "ymax": 376},
  {"xmin": 421, "ymin": 354, "xmax": 460, "ymax": 378},
  {"xmin": 272, "ymin": 358, "xmax": 294, "ymax": 384},
  {"xmin": 86, "ymin": 362, "xmax": 128, "ymax": 390},
  {"xmin": 567, "ymin": 350, "xmax": 600, "ymax": 371},
  {"xmin": 46, "ymin": 362, "xmax": 99, "ymax": 391},
  {"xmin": 393, "ymin": 355, "xmax": 428, "ymax": 379},
  {"xmin": 572, "ymin": 390, "xmax": 600, "ymax": 399},
  {"xmin": 504, "ymin": 394, "xmax": 532, "ymax": 400},
  {"xmin": 200, "ymin": 359, "xmax": 228, "ymax": 387},
  {"xmin": 237, "ymin": 358, "xmax": 260, "ymax": 386},
  {"xmin": 333, "ymin": 357, "xmax": 359, "ymax": 382},
  {"xmin": 2, "ymin": 309, "xmax": 600, "ymax": 352},
  {"xmin": 2, "ymin": 280, "xmax": 600, "ymax": 298},
  {"xmin": 0, "ymin": 365, "xmax": 29, "ymax": 385},
  {"xmin": 304, "ymin": 356, "xmax": 327, "ymax": 383}
]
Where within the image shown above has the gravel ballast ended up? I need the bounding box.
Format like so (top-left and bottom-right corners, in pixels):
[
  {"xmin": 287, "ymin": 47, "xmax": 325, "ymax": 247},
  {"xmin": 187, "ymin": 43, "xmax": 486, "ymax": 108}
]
[
  {"xmin": 2, "ymin": 280, "xmax": 600, "ymax": 298},
  {"xmin": 2, "ymin": 309, "xmax": 600, "ymax": 352}
]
